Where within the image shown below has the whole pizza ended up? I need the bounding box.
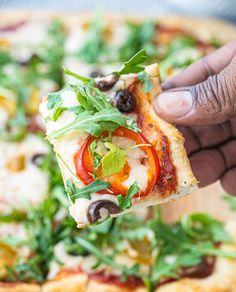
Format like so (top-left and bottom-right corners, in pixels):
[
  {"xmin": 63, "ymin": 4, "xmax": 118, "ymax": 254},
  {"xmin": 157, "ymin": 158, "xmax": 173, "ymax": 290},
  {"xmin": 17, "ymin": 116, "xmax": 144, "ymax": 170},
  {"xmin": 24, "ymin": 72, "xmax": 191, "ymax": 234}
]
[{"xmin": 0, "ymin": 10, "xmax": 236, "ymax": 292}]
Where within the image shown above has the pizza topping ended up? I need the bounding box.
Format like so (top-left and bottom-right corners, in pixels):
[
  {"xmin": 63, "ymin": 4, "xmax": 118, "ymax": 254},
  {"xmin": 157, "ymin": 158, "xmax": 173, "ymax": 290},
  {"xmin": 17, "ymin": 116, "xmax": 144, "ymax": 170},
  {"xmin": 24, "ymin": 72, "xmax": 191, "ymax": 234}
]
[
  {"xmin": 89, "ymin": 69, "xmax": 104, "ymax": 78},
  {"xmin": 95, "ymin": 74, "xmax": 119, "ymax": 91},
  {"xmin": 75, "ymin": 127, "xmax": 159, "ymax": 197},
  {"xmin": 0, "ymin": 242, "xmax": 17, "ymax": 278},
  {"xmin": 6, "ymin": 155, "xmax": 26, "ymax": 172},
  {"xmin": 118, "ymin": 20, "xmax": 156, "ymax": 61},
  {"xmin": 117, "ymin": 181, "xmax": 140, "ymax": 211},
  {"xmin": 46, "ymin": 80, "xmax": 139, "ymax": 140},
  {"xmin": 87, "ymin": 200, "xmax": 120, "ymax": 224},
  {"xmin": 179, "ymin": 256, "xmax": 215, "ymax": 279},
  {"xmin": 31, "ymin": 153, "xmax": 46, "ymax": 167},
  {"xmin": 115, "ymin": 89, "xmax": 136, "ymax": 113},
  {"xmin": 0, "ymin": 135, "xmax": 49, "ymax": 211},
  {"xmin": 114, "ymin": 49, "xmax": 149, "ymax": 76},
  {"xmin": 65, "ymin": 179, "xmax": 110, "ymax": 203}
]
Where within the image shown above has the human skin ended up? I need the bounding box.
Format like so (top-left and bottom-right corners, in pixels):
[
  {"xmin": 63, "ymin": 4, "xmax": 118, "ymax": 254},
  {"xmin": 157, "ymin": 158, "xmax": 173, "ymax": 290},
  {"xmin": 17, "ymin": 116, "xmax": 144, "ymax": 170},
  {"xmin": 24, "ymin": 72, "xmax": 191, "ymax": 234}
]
[{"xmin": 153, "ymin": 41, "xmax": 236, "ymax": 195}]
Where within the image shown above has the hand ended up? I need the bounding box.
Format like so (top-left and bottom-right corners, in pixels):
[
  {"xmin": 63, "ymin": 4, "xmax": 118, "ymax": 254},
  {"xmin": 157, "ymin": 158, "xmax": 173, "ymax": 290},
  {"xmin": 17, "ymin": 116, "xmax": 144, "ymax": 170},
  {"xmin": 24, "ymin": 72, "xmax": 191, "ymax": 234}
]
[{"xmin": 154, "ymin": 41, "xmax": 236, "ymax": 195}]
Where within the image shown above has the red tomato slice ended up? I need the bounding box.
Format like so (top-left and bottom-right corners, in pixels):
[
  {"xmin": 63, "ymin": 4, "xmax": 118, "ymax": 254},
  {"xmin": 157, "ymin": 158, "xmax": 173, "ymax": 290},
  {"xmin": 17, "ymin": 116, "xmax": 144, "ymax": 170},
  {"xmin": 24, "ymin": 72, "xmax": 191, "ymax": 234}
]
[{"xmin": 74, "ymin": 127, "xmax": 160, "ymax": 197}]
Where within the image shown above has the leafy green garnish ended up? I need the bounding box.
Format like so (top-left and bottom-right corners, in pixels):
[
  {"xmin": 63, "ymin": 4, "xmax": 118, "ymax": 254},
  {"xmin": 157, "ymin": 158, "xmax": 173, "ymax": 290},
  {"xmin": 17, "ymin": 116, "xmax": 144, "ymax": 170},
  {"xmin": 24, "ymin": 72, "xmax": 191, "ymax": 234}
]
[
  {"xmin": 181, "ymin": 213, "xmax": 232, "ymax": 242},
  {"xmin": 118, "ymin": 182, "xmax": 140, "ymax": 211},
  {"xmin": 90, "ymin": 140, "xmax": 102, "ymax": 177},
  {"xmin": 0, "ymin": 50, "xmax": 12, "ymax": 65},
  {"xmin": 63, "ymin": 67, "xmax": 92, "ymax": 83},
  {"xmin": 119, "ymin": 21, "xmax": 156, "ymax": 61},
  {"xmin": 47, "ymin": 91, "xmax": 67, "ymax": 122},
  {"xmin": 66, "ymin": 179, "xmax": 110, "ymax": 203},
  {"xmin": 147, "ymin": 212, "xmax": 236, "ymax": 290},
  {"xmin": 137, "ymin": 71, "xmax": 154, "ymax": 92},
  {"xmin": 1, "ymin": 87, "xmax": 28, "ymax": 142},
  {"xmin": 41, "ymin": 19, "xmax": 65, "ymax": 86},
  {"xmin": 77, "ymin": 18, "xmax": 106, "ymax": 63},
  {"xmin": 115, "ymin": 49, "xmax": 149, "ymax": 76},
  {"xmin": 101, "ymin": 142, "xmax": 126, "ymax": 177},
  {"xmin": 46, "ymin": 79, "xmax": 139, "ymax": 140},
  {"xmin": 5, "ymin": 194, "xmax": 76, "ymax": 283},
  {"xmin": 76, "ymin": 237, "xmax": 141, "ymax": 281},
  {"xmin": 223, "ymin": 194, "xmax": 236, "ymax": 211},
  {"xmin": 47, "ymin": 92, "xmax": 62, "ymax": 110},
  {"xmin": 47, "ymin": 106, "xmax": 138, "ymax": 140}
]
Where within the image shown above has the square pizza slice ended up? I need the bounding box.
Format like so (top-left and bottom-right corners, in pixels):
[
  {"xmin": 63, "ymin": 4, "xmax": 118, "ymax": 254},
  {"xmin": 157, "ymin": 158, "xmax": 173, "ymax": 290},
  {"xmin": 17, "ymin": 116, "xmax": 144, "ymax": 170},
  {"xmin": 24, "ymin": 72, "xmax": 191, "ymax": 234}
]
[{"xmin": 40, "ymin": 51, "xmax": 198, "ymax": 227}]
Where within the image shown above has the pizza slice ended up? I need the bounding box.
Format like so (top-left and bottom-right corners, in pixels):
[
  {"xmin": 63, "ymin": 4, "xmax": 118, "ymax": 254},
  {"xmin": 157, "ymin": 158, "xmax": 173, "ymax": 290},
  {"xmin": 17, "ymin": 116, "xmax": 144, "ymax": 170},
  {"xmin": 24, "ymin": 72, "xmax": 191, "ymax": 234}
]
[{"xmin": 40, "ymin": 50, "xmax": 198, "ymax": 227}]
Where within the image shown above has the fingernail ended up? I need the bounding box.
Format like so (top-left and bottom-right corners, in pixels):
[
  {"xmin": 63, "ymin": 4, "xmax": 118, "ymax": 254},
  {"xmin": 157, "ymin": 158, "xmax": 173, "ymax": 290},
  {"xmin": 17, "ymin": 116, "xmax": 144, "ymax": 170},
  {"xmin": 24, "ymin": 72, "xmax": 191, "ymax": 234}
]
[{"xmin": 156, "ymin": 90, "xmax": 193, "ymax": 118}]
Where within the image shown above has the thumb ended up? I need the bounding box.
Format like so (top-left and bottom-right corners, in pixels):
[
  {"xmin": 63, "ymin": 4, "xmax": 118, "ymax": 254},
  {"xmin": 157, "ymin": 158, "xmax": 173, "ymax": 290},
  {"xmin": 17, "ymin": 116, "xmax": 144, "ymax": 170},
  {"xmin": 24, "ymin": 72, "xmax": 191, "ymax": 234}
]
[{"xmin": 154, "ymin": 55, "xmax": 236, "ymax": 126}]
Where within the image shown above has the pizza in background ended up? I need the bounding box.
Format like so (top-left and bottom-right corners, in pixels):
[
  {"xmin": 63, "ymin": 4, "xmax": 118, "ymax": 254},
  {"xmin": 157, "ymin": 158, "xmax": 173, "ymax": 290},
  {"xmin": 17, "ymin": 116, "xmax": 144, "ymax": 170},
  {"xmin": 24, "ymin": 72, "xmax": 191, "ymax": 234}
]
[{"xmin": 0, "ymin": 11, "xmax": 236, "ymax": 291}]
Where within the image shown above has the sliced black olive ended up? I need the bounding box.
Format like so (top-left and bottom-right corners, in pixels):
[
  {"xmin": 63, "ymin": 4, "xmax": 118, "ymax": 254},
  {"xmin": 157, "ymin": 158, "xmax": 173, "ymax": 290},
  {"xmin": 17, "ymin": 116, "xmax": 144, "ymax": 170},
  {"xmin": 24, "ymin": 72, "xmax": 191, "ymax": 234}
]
[
  {"xmin": 87, "ymin": 200, "xmax": 120, "ymax": 224},
  {"xmin": 31, "ymin": 153, "xmax": 45, "ymax": 167},
  {"xmin": 89, "ymin": 69, "xmax": 104, "ymax": 78},
  {"xmin": 95, "ymin": 74, "xmax": 119, "ymax": 91},
  {"xmin": 180, "ymin": 257, "xmax": 214, "ymax": 278},
  {"xmin": 115, "ymin": 89, "xmax": 136, "ymax": 113}
]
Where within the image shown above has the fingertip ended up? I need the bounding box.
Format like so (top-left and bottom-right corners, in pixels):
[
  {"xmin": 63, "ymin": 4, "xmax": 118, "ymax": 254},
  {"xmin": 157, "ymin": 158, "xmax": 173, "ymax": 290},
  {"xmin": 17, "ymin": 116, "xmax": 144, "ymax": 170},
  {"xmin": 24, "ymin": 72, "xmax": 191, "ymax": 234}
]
[
  {"xmin": 220, "ymin": 167, "xmax": 236, "ymax": 196},
  {"xmin": 153, "ymin": 90, "xmax": 193, "ymax": 121}
]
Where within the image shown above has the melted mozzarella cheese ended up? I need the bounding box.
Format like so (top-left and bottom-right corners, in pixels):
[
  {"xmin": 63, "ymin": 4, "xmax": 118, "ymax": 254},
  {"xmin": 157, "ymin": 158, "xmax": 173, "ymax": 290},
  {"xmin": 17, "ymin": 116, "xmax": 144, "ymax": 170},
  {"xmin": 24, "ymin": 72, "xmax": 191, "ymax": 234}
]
[
  {"xmin": 0, "ymin": 135, "xmax": 49, "ymax": 211},
  {"xmin": 40, "ymin": 89, "xmax": 78, "ymax": 135}
]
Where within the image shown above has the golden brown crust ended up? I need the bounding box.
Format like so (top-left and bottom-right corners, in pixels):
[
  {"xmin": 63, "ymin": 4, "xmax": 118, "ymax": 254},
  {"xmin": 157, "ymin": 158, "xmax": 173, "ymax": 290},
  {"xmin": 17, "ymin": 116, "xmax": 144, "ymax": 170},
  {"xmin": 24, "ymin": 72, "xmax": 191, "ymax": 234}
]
[
  {"xmin": 0, "ymin": 283, "xmax": 40, "ymax": 292},
  {"xmin": 42, "ymin": 273, "xmax": 88, "ymax": 292},
  {"xmin": 86, "ymin": 280, "xmax": 146, "ymax": 292},
  {"xmin": 123, "ymin": 63, "xmax": 198, "ymax": 214}
]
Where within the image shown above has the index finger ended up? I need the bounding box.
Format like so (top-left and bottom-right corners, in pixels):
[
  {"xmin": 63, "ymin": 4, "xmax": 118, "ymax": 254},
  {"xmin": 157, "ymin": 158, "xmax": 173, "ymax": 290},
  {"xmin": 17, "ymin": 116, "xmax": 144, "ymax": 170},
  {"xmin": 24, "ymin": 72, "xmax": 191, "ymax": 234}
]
[{"xmin": 162, "ymin": 40, "xmax": 236, "ymax": 90}]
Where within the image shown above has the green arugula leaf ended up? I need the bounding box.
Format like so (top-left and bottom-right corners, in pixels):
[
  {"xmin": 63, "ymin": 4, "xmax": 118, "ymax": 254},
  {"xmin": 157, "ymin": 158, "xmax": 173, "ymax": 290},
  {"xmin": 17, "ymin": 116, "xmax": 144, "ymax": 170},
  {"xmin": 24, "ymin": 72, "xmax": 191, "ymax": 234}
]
[
  {"xmin": 76, "ymin": 237, "xmax": 142, "ymax": 280},
  {"xmin": 66, "ymin": 179, "xmax": 110, "ymax": 203},
  {"xmin": 119, "ymin": 21, "xmax": 156, "ymax": 61},
  {"xmin": 115, "ymin": 49, "xmax": 149, "ymax": 76},
  {"xmin": 118, "ymin": 182, "xmax": 140, "ymax": 211},
  {"xmin": 77, "ymin": 18, "xmax": 107, "ymax": 63},
  {"xmin": 64, "ymin": 67, "xmax": 92, "ymax": 83},
  {"xmin": 137, "ymin": 71, "xmax": 154, "ymax": 93},
  {"xmin": 89, "ymin": 140, "xmax": 102, "ymax": 177},
  {"xmin": 121, "ymin": 263, "xmax": 140, "ymax": 282},
  {"xmin": 51, "ymin": 100, "xmax": 66, "ymax": 122},
  {"xmin": 0, "ymin": 209, "xmax": 26, "ymax": 223},
  {"xmin": 181, "ymin": 213, "xmax": 232, "ymax": 242},
  {"xmin": 101, "ymin": 142, "xmax": 126, "ymax": 177},
  {"xmin": 47, "ymin": 92, "xmax": 62, "ymax": 110},
  {"xmin": 192, "ymin": 241, "xmax": 236, "ymax": 258},
  {"xmin": 47, "ymin": 81, "xmax": 139, "ymax": 140},
  {"xmin": 78, "ymin": 85, "xmax": 111, "ymax": 111},
  {"xmin": 223, "ymin": 194, "xmax": 236, "ymax": 211},
  {"xmin": 47, "ymin": 107, "xmax": 139, "ymax": 140},
  {"xmin": 0, "ymin": 50, "xmax": 12, "ymax": 65}
]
